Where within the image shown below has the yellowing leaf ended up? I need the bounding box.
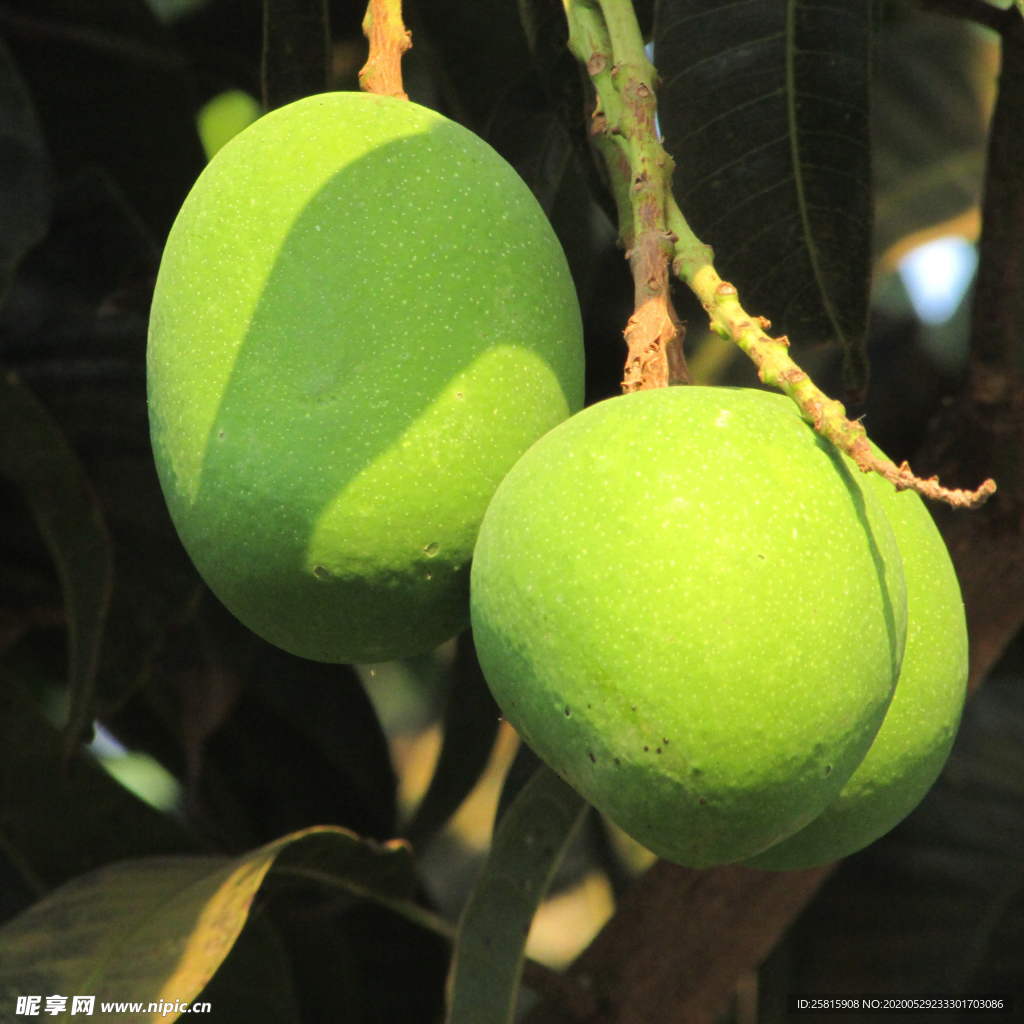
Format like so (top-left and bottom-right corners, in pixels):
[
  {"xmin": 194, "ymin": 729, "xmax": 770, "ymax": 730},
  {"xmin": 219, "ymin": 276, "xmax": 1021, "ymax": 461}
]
[{"xmin": 0, "ymin": 827, "xmax": 416, "ymax": 1023}]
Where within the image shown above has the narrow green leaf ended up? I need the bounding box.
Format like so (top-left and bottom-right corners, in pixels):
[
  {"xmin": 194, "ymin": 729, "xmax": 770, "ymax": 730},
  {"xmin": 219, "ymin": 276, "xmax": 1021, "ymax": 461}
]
[
  {"xmin": 404, "ymin": 632, "xmax": 501, "ymax": 848},
  {"xmin": 0, "ymin": 675, "xmax": 201, "ymax": 893},
  {"xmin": 0, "ymin": 31, "xmax": 51, "ymax": 298},
  {"xmin": 0, "ymin": 168, "xmax": 204, "ymax": 722},
  {"xmin": 0, "ymin": 370, "xmax": 113, "ymax": 747},
  {"xmin": 446, "ymin": 764, "xmax": 588, "ymax": 1024},
  {"xmin": 0, "ymin": 826, "xmax": 417, "ymax": 1023},
  {"xmin": 190, "ymin": 911, "xmax": 302, "ymax": 1024},
  {"xmin": 0, "ymin": 0, "xmax": 206, "ymax": 241},
  {"xmin": 654, "ymin": 0, "xmax": 872, "ymax": 391}
]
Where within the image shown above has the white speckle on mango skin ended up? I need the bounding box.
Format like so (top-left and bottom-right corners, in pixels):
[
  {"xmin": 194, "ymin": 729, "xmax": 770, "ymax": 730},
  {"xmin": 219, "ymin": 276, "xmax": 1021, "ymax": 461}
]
[
  {"xmin": 471, "ymin": 387, "xmax": 909, "ymax": 868},
  {"xmin": 147, "ymin": 92, "xmax": 584, "ymax": 663}
]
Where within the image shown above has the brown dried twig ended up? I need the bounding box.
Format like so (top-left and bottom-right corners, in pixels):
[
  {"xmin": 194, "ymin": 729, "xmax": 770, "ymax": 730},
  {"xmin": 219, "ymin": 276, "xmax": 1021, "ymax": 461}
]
[{"xmin": 695, "ymin": 272, "xmax": 997, "ymax": 510}]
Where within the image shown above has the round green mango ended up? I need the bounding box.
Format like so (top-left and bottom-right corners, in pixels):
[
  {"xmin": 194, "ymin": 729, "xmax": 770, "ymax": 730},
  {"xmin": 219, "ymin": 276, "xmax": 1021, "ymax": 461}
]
[
  {"xmin": 148, "ymin": 92, "xmax": 584, "ymax": 663},
  {"xmin": 470, "ymin": 386, "xmax": 908, "ymax": 868},
  {"xmin": 743, "ymin": 460, "xmax": 967, "ymax": 870}
]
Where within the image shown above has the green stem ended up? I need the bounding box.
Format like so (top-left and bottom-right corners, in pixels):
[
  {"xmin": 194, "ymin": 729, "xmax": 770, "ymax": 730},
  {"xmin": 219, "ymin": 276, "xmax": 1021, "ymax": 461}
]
[
  {"xmin": 563, "ymin": 0, "xmax": 689, "ymax": 391},
  {"xmin": 564, "ymin": 0, "xmax": 995, "ymax": 508}
]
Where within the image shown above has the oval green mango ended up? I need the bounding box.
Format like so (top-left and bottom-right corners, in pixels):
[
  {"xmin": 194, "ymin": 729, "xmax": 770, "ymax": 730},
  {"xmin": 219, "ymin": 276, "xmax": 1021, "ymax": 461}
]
[
  {"xmin": 743, "ymin": 458, "xmax": 967, "ymax": 870},
  {"xmin": 148, "ymin": 92, "xmax": 584, "ymax": 663},
  {"xmin": 471, "ymin": 387, "xmax": 908, "ymax": 867}
]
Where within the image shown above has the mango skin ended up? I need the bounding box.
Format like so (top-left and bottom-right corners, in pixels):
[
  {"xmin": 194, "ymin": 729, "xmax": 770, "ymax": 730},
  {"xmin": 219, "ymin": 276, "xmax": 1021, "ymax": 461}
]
[
  {"xmin": 148, "ymin": 92, "xmax": 584, "ymax": 663},
  {"xmin": 471, "ymin": 387, "xmax": 908, "ymax": 867},
  {"xmin": 743, "ymin": 462, "xmax": 967, "ymax": 870}
]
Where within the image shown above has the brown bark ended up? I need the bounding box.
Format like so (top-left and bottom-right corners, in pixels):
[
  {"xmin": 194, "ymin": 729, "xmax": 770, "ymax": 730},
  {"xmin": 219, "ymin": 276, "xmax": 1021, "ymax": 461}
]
[
  {"xmin": 525, "ymin": 861, "xmax": 832, "ymax": 1024},
  {"xmin": 622, "ymin": 229, "xmax": 690, "ymax": 391}
]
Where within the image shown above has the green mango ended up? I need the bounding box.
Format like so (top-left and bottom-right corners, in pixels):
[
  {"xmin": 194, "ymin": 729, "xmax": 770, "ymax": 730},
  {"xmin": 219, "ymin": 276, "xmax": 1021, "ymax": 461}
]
[
  {"xmin": 148, "ymin": 92, "xmax": 584, "ymax": 663},
  {"xmin": 743, "ymin": 460, "xmax": 967, "ymax": 870},
  {"xmin": 470, "ymin": 387, "xmax": 908, "ymax": 867}
]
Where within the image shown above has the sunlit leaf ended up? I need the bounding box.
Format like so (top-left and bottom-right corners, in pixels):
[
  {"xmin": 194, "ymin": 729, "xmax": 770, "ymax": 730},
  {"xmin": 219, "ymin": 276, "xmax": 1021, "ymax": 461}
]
[
  {"xmin": 446, "ymin": 764, "xmax": 588, "ymax": 1024},
  {"xmin": 0, "ymin": 371, "xmax": 112, "ymax": 744},
  {"xmin": 405, "ymin": 632, "xmax": 501, "ymax": 848},
  {"xmin": 0, "ymin": 826, "xmax": 417, "ymax": 1023},
  {"xmin": 654, "ymin": 0, "xmax": 872, "ymax": 394},
  {"xmin": 0, "ymin": 675, "xmax": 200, "ymax": 894}
]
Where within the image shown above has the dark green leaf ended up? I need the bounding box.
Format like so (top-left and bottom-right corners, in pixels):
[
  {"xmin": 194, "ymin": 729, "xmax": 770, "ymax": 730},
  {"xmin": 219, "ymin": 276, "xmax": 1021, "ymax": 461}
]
[
  {"xmin": 405, "ymin": 631, "xmax": 501, "ymax": 848},
  {"xmin": 654, "ymin": 0, "xmax": 872, "ymax": 393},
  {"xmin": 192, "ymin": 910, "xmax": 302, "ymax": 1024},
  {"xmin": 486, "ymin": 78, "xmax": 573, "ymax": 214},
  {"xmin": 267, "ymin": 827, "xmax": 450, "ymax": 1024},
  {"xmin": 0, "ymin": 369, "xmax": 112, "ymax": 743},
  {"xmin": 0, "ymin": 169, "xmax": 203, "ymax": 720},
  {"xmin": 261, "ymin": 0, "xmax": 330, "ymax": 110},
  {"xmin": 872, "ymin": 10, "xmax": 988, "ymax": 259},
  {"xmin": 761, "ymin": 676, "xmax": 1024, "ymax": 1012},
  {"xmin": 518, "ymin": 0, "xmax": 618, "ymax": 223},
  {"xmin": 403, "ymin": 0, "xmax": 626, "ymax": 386},
  {"xmin": 0, "ymin": 825, "xmax": 414, "ymax": 1022},
  {"xmin": 0, "ymin": 31, "xmax": 50, "ymax": 299},
  {"xmin": 0, "ymin": 0, "xmax": 206, "ymax": 241},
  {"xmin": 268, "ymin": 889, "xmax": 450, "ymax": 1024},
  {"xmin": 408, "ymin": 0, "xmax": 531, "ymax": 131},
  {"xmin": 190, "ymin": 607, "xmax": 399, "ymax": 846},
  {"xmin": 476, "ymin": 59, "xmax": 619, "ymax": 315},
  {"xmin": 243, "ymin": 637, "xmax": 397, "ymax": 844},
  {"xmin": 266, "ymin": 896, "xmax": 370, "ymax": 1024},
  {"xmin": 495, "ymin": 740, "xmax": 542, "ymax": 827},
  {"xmin": 446, "ymin": 764, "xmax": 588, "ymax": 1024},
  {"xmin": 0, "ymin": 674, "xmax": 202, "ymax": 893}
]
